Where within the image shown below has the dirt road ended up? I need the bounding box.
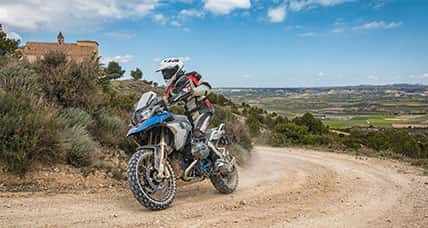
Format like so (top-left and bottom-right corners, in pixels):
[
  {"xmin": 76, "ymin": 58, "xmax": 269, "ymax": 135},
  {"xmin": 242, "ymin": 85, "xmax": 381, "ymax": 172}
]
[{"xmin": 1, "ymin": 147, "xmax": 427, "ymax": 227}]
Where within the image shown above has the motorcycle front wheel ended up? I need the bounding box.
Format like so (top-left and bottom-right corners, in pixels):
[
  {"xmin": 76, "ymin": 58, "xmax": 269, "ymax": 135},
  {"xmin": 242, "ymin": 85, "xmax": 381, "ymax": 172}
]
[{"xmin": 127, "ymin": 149, "xmax": 176, "ymax": 210}]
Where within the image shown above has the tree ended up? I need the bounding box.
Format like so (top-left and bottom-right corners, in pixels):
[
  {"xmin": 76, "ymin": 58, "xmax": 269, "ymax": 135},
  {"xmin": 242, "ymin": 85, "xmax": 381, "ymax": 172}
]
[
  {"xmin": 293, "ymin": 113, "xmax": 328, "ymax": 135},
  {"xmin": 246, "ymin": 113, "xmax": 261, "ymax": 137},
  {"xmin": 130, "ymin": 67, "xmax": 143, "ymax": 80},
  {"xmin": 105, "ymin": 61, "xmax": 125, "ymax": 80},
  {"xmin": 0, "ymin": 29, "xmax": 20, "ymax": 56}
]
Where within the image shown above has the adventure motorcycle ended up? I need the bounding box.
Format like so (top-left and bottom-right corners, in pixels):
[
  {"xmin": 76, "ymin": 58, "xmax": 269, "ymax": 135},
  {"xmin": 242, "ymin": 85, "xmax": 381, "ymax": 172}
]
[{"xmin": 127, "ymin": 91, "xmax": 238, "ymax": 210}]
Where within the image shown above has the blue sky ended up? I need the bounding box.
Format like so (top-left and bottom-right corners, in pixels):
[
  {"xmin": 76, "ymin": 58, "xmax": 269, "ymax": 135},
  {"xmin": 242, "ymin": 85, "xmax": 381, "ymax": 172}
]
[{"xmin": 1, "ymin": 0, "xmax": 428, "ymax": 87}]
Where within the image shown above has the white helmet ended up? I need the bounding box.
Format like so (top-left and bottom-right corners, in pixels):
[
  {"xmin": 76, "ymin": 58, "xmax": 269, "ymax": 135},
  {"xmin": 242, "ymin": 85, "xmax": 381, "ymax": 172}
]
[{"xmin": 156, "ymin": 57, "xmax": 184, "ymax": 85}]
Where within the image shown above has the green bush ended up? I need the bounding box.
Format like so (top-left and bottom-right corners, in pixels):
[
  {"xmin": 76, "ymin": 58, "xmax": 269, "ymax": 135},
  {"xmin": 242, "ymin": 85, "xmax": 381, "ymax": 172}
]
[
  {"xmin": 293, "ymin": 113, "xmax": 328, "ymax": 135},
  {"xmin": 386, "ymin": 130, "xmax": 422, "ymax": 159},
  {"xmin": 57, "ymin": 108, "xmax": 96, "ymax": 167},
  {"xmin": 367, "ymin": 131, "xmax": 390, "ymax": 151},
  {"xmin": 303, "ymin": 134, "xmax": 331, "ymax": 145},
  {"xmin": 342, "ymin": 137, "xmax": 362, "ymax": 150},
  {"xmin": 39, "ymin": 51, "xmax": 67, "ymax": 67},
  {"xmin": 0, "ymin": 62, "xmax": 39, "ymax": 96},
  {"xmin": 246, "ymin": 114, "xmax": 261, "ymax": 137},
  {"xmin": 35, "ymin": 51, "xmax": 105, "ymax": 111},
  {"xmin": 225, "ymin": 119, "xmax": 253, "ymax": 151},
  {"xmin": 90, "ymin": 111, "xmax": 127, "ymax": 147},
  {"xmin": 0, "ymin": 93, "xmax": 62, "ymax": 174},
  {"xmin": 211, "ymin": 106, "xmax": 235, "ymax": 127},
  {"xmin": 271, "ymin": 123, "xmax": 308, "ymax": 146},
  {"xmin": 62, "ymin": 126, "xmax": 95, "ymax": 167},
  {"xmin": 59, "ymin": 108, "xmax": 93, "ymax": 128}
]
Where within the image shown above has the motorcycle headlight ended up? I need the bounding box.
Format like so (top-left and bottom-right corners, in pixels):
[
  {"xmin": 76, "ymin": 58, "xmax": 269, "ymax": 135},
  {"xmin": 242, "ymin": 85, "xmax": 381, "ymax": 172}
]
[{"xmin": 136, "ymin": 109, "xmax": 152, "ymax": 123}]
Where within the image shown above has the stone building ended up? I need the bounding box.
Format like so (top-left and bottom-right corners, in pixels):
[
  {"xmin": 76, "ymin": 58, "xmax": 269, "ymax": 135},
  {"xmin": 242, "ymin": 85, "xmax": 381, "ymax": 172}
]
[{"xmin": 20, "ymin": 32, "xmax": 99, "ymax": 63}]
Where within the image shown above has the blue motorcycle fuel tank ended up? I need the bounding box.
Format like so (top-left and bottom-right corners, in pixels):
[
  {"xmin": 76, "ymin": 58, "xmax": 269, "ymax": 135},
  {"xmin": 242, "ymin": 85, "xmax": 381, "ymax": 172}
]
[{"xmin": 127, "ymin": 112, "xmax": 172, "ymax": 137}]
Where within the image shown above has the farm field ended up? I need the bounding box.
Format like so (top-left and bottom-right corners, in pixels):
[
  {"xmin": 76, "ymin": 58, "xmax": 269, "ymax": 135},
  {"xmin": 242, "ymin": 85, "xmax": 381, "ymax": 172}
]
[{"xmin": 219, "ymin": 85, "xmax": 428, "ymax": 129}]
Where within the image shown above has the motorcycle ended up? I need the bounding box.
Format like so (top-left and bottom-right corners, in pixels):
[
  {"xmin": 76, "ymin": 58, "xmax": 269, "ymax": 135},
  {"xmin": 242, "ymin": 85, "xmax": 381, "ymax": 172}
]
[{"xmin": 126, "ymin": 91, "xmax": 238, "ymax": 210}]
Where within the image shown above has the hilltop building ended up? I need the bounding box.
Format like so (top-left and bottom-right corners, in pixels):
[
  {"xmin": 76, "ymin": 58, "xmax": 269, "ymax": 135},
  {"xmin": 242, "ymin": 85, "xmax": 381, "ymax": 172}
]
[{"xmin": 20, "ymin": 32, "xmax": 99, "ymax": 63}]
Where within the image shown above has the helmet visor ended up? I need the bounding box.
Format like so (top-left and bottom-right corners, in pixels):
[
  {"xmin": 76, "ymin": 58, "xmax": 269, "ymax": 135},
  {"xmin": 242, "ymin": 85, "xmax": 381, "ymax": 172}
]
[{"xmin": 161, "ymin": 66, "xmax": 178, "ymax": 80}]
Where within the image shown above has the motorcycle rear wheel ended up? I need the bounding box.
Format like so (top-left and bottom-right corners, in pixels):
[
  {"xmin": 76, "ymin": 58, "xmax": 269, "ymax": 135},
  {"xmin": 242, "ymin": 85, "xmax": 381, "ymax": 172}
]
[
  {"xmin": 210, "ymin": 164, "xmax": 239, "ymax": 194},
  {"xmin": 127, "ymin": 150, "xmax": 176, "ymax": 210}
]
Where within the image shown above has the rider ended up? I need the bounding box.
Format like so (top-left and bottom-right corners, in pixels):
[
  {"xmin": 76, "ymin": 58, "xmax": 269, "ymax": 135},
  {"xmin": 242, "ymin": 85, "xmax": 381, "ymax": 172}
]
[{"xmin": 156, "ymin": 57, "xmax": 214, "ymax": 156}]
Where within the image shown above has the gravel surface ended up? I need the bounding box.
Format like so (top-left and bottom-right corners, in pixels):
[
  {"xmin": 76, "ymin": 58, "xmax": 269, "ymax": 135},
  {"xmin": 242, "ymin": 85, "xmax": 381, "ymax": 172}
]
[{"xmin": 1, "ymin": 146, "xmax": 427, "ymax": 227}]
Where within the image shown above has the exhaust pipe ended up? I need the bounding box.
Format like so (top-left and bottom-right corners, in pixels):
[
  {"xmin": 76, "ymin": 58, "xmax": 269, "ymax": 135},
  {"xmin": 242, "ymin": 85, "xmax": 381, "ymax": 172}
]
[{"xmin": 182, "ymin": 160, "xmax": 200, "ymax": 181}]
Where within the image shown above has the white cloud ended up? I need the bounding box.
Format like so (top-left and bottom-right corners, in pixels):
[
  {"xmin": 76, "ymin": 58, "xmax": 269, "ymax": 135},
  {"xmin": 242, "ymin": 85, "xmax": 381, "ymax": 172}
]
[
  {"xmin": 410, "ymin": 73, "xmax": 428, "ymax": 79},
  {"xmin": 179, "ymin": 9, "xmax": 205, "ymax": 18},
  {"xmin": 136, "ymin": 0, "xmax": 160, "ymax": 14},
  {"xmin": 152, "ymin": 14, "xmax": 168, "ymax": 25},
  {"xmin": 266, "ymin": 0, "xmax": 351, "ymax": 23},
  {"xmin": 353, "ymin": 21, "xmax": 402, "ymax": 30},
  {"xmin": 170, "ymin": 20, "xmax": 182, "ymax": 27},
  {"xmin": 104, "ymin": 31, "xmax": 136, "ymax": 39},
  {"xmin": 0, "ymin": 0, "xmax": 159, "ymax": 31},
  {"xmin": 368, "ymin": 75, "xmax": 379, "ymax": 80},
  {"xmin": 7, "ymin": 32, "xmax": 22, "ymax": 41},
  {"xmin": 332, "ymin": 27, "xmax": 345, "ymax": 33},
  {"xmin": 104, "ymin": 54, "xmax": 134, "ymax": 64},
  {"xmin": 203, "ymin": 0, "xmax": 251, "ymax": 15},
  {"xmin": 288, "ymin": 0, "xmax": 353, "ymax": 12},
  {"xmin": 298, "ymin": 32, "xmax": 317, "ymax": 37},
  {"xmin": 268, "ymin": 5, "xmax": 287, "ymax": 23}
]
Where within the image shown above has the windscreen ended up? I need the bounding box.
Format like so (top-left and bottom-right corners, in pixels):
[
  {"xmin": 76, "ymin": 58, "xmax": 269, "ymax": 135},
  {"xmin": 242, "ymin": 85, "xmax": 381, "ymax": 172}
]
[{"xmin": 136, "ymin": 91, "xmax": 157, "ymax": 111}]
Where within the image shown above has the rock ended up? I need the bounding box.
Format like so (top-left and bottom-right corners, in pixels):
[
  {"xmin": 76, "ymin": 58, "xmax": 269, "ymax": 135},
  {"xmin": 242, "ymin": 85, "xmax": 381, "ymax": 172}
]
[
  {"xmin": 113, "ymin": 214, "xmax": 118, "ymax": 218},
  {"xmin": 239, "ymin": 200, "xmax": 247, "ymax": 206}
]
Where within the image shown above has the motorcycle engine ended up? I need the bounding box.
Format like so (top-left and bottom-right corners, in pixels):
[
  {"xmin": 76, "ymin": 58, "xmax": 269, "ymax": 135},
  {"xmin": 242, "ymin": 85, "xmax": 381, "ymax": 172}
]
[
  {"xmin": 191, "ymin": 142, "xmax": 210, "ymax": 160},
  {"xmin": 198, "ymin": 159, "xmax": 213, "ymax": 176}
]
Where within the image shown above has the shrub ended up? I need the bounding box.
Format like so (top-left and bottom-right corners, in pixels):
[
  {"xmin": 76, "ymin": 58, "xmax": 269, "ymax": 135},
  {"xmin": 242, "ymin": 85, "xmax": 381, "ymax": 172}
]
[
  {"xmin": 106, "ymin": 90, "xmax": 138, "ymax": 113},
  {"xmin": 0, "ymin": 93, "xmax": 62, "ymax": 174},
  {"xmin": 39, "ymin": 51, "xmax": 67, "ymax": 67},
  {"xmin": 59, "ymin": 108, "xmax": 93, "ymax": 128},
  {"xmin": 303, "ymin": 134, "xmax": 331, "ymax": 146},
  {"xmin": 226, "ymin": 119, "xmax": 253, "ymax": 151},
  {"xmin": 62, "ymin": 126, "xmax": 95, "ymax": 167},
  {"xmin": 271, "ymin": 123, "xmax": 308, "ymax": 146},
  {"xmin": 211, "ymin": 106, "xmax": 235, "ymax": 127},
  {"xmin": 90, "ymin": 111, "xmax": 127, "ymax": 147},
  {"xmin": 342, "ymin": 137, "xmax": 362, "ymax": 150},
  {"xmin": 0, "ymin": 30, "xmax": 20, "ymax": 55},
  {"xmin": 35, "ymin": 51, "xmax": 105, "ymax": 111},
  {"xmin": 57, "ymin": 108, "xmax": 96, "ymax": 167},
  {"xmin": 246, "ymin": 114, "xmax": 261, "ymax": 137},
  {"xmin": 366, "ymin": 131, "xmax": 390, "ymax": 151},
  {"xmin": 0, "ymin": 62, "xmax": 40, "ymax": 96},
  {"xmin": 386, "ymin": 130, "xmax": 422, "ymax": 159},
  {"xmin": 293, "ymin": 113, "xmax": 328, "ymax": 135}
]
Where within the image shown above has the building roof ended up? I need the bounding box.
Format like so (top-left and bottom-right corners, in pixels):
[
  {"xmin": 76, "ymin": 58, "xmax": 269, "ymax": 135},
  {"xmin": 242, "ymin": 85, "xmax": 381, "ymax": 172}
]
[
  {"xmin": 20, "ymin": 32, "xmax": 99, "ymax": 62},
  {"xmin": 22, "ymin": 41, "xmax": 98, "ymax": 57}
]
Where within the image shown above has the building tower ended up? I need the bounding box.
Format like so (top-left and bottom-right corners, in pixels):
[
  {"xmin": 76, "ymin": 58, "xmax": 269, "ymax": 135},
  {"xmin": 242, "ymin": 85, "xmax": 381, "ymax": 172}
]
[{"xmin": 57, "ymin": 32, "xmax": 64, "ymax": 45}]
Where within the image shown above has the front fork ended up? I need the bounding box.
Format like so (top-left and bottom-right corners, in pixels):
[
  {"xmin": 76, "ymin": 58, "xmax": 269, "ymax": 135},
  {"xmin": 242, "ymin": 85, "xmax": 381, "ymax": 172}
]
[{"xmin": 153, "ymin": 128, "xmax": 168, "ymax": 179}]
